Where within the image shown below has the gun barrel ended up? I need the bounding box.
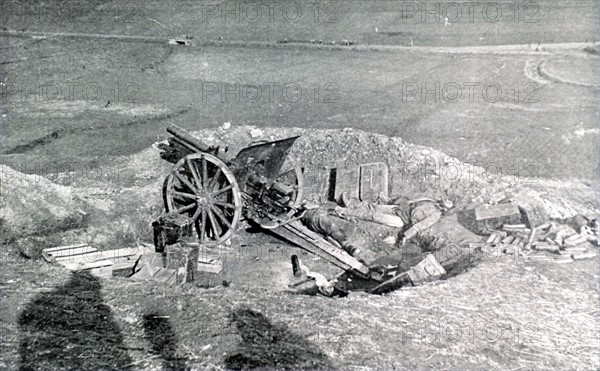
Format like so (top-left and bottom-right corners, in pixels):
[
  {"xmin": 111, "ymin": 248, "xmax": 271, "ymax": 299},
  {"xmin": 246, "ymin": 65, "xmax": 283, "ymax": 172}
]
[{"xmin": 166, "ymin": 125, "xmax": 212, "ymax": 153}]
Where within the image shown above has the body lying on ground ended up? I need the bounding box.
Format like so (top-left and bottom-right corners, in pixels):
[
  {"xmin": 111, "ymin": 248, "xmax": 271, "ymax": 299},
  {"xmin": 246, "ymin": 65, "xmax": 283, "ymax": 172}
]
[
  {"xmin": 299, "ymin": 193, "xmax": 453, "ymax": 256},
  {"xmin": 334, "ymin": 193, "xmax": 453, "ymax": 243},
  {"xmin": 294, "ymin": 195, "xmax": 483, "ymax": 296}
]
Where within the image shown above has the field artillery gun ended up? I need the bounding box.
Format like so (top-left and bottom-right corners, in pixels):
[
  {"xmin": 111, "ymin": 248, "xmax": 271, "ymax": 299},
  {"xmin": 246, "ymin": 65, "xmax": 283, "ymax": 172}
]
[
  {"xmin": 158, "ymin": 125, "xmax": 371, "ymax": 279},
  {"xmin": 158, "ymin": 125, "xmax": 433, "ymax": 294}
]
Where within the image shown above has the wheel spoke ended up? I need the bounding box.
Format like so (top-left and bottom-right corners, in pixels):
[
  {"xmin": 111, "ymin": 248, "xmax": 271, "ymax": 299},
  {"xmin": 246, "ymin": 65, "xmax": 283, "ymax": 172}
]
[
  {"xmin": 208, "ymin": 168, "xmax": 222, "ymax": 191},
  {"xmin": 210, "ymin": 205, "xmax": 231, "ymax": 227},
  {"xmin": 169, "ymin": 190, "xmax": 196, "ymax": 199},
  {"xmin": 200, "ymin": 209, "xmax": 207, "ymax": 242},
  {"xmin": 174, "ymin": 172, "xmax": 199, "ymax": 195},
  {"xmin": 207, "ymin": 208, "xmax": 222, "ymax": 237},
  {"xmin": 212, "ymin": 184, "xmax": 233, "ymax": 197},
  {"xmin": 213, "ymin": 201, "xmax": 236, "ymax": 210},
  {"xmin": 174, "ymin": 203, "xmax": 196, "ymax": 214},
  {"xmin": 186, "ymin": 157, "xmax": 203, "ymax": 191},
  {"xmin": 191, "ymin": 204, "xmax": 203, "ymax": 221},
  {"xmin": 201, "ymin": 155, "xmax": 208, "ymax": 190}
]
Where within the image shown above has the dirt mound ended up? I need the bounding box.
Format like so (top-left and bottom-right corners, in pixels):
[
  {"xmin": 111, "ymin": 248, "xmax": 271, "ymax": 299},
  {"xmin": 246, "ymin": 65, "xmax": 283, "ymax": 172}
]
[
  {"xmin": 187, "ymin": 125, "xmax": 597, "ymax": 217},
  {"xmin": 0, "ymin": 166, "xmax": 88, "ymax": 248}
]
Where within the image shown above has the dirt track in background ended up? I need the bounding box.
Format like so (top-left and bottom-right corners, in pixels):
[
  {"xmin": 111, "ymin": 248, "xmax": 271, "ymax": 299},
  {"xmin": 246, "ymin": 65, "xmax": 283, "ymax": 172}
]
[{"xmin": 1, "ymin": 0, "xmax": 599, "ymax": 181}]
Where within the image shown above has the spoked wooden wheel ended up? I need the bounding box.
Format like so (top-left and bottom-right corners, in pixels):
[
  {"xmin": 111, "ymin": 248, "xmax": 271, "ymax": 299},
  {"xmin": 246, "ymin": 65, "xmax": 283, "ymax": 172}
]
[{"xmin": 163, "ymin": 153, "xmax": 242, "ymax": 245}]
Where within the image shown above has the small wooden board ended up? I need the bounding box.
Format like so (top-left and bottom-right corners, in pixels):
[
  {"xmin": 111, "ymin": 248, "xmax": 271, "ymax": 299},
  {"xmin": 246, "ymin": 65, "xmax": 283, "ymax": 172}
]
[
  {"xmin": 42, "ymin": 244, "xmax": 145, "ymax": 275},
  {"xmin": 42, "ymin": 244, "xmax": 98, "ymax": 262}
]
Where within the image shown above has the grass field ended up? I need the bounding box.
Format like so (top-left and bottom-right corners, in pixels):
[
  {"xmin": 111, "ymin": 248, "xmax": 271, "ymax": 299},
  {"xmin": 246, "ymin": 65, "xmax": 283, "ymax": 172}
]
[{"xmin": 1, "ymin": 0, "xmax": 599, "ymax": 181}]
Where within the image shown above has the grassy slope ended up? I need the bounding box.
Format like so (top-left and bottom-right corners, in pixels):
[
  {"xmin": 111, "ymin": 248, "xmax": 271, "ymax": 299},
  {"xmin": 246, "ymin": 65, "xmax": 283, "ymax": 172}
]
[{"xmin": 2, "ymin": 36, "xmax": 598, "ymax": 180}]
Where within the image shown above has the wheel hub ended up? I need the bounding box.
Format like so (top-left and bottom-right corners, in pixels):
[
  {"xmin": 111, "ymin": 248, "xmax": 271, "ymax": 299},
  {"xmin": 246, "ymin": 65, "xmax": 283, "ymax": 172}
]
[{"xmin": 196, "ymin": 194, "xmax": 209, "ymax": 205}]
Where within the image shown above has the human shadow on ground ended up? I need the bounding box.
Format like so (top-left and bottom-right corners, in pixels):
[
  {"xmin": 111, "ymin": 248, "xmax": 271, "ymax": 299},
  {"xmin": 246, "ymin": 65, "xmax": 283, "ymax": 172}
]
[
  {"xmin": 142, "ymin": 313, "xmax": 187, "ymax": 370},
  {"xmin": 224, "ymin": 306, "xmax": 333, "ymax": 370},
  {"xmin": 18, "ymin": 271, "xmax": 132, "ymax": 370}
]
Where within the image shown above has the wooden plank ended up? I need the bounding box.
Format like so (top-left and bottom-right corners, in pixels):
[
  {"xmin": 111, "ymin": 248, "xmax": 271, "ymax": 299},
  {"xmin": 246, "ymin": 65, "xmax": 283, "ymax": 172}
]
[
  {"xmin": 47, "ymin": 246, "xmax": 98, "ymax": 258},
  {"xmin": 78, "ymin": 260, "xmax": 114, "ymax": 270},
  {"xmin": 302, "ymin": 167, "xmax": 331, "ymax": 203},
  {"xmin": 152, "ymin": 268, "xmax": 177, "ymax": 285},
  {"xmin": 55, "ymin": 247, "xmax": 141, "ymax": 263},
  {"xmin": 333, "ymin": 166, "xmax": 360, "ymax": 203},
  {"xmin": 93, "ymin": 247, "xmax": 141, "ymax": 260},
  {"xmin": 111, "ymin": 254, "xmax": 143, "ymax": 263},
  {"xmin": 59, "ymin": 259, "xmax": 114, "ymax": 271},
  {"xmin": 43, "ymin": 243, "xmax": 89, "ymax": 253},
  {"xmin": 89, "ymin": 265, "xmax": 114, "ymax": 279},
  {"xmin": 369, "ymin": 272, "xmax": 412, "ymax": 295},
  {"xmin": 359, "ymin": 162, "xmax": 389, "ymax": 202},
  {"xmin": 279, "ymin": 221, "xmax": 370, "ymax": 277},
  {"xmin": 55, "ymin": 252, "xmax": 104, "ymax": 263},
  {"xmin": 198, "ymin": 253, "xmax": 222, "ymax": 263}
]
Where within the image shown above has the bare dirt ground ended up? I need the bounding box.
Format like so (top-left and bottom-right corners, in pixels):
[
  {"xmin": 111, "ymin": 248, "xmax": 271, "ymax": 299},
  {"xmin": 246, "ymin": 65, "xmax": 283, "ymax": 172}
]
[{"xmin": 1, "ymin": 0, "xmax": 599, "ymax": 369}]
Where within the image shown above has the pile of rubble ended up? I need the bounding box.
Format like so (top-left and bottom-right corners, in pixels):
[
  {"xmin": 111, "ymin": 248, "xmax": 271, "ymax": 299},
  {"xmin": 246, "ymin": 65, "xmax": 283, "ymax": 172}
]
[{"xmin": 466, "ymin": 202, "xmax": 598, "ymax": 263}]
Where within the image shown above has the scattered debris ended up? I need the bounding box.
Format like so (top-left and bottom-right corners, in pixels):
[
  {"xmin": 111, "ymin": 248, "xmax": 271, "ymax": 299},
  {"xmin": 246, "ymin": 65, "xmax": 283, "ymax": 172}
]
[
  {"xmin": 249, "ymin": 128, "xmax": 264, "ymax": 138},
  {"xmin": 468, "ymin": 203, "xmax": 523, "ymax": 235},
  {"xmin": 519, "ymin": 204, "xmax": 547, "ymax": 228},
  {"xmin": 482, "ymin": 210, "xmax": 599, "ymax": 263},
  {"xmin": 276, "ymin": 39, "xmax": 356, "ymax": 46},
  {"xmin": 152, "ymin": 213, "xmax": 194, "ymax": 252},
  {"xmin": 167, "ymin": 36, "xmax": 192, "ymax": 46},
  {"xmin": 572, "ymin": 252, "xmax": 597, "ymax": 260}
]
